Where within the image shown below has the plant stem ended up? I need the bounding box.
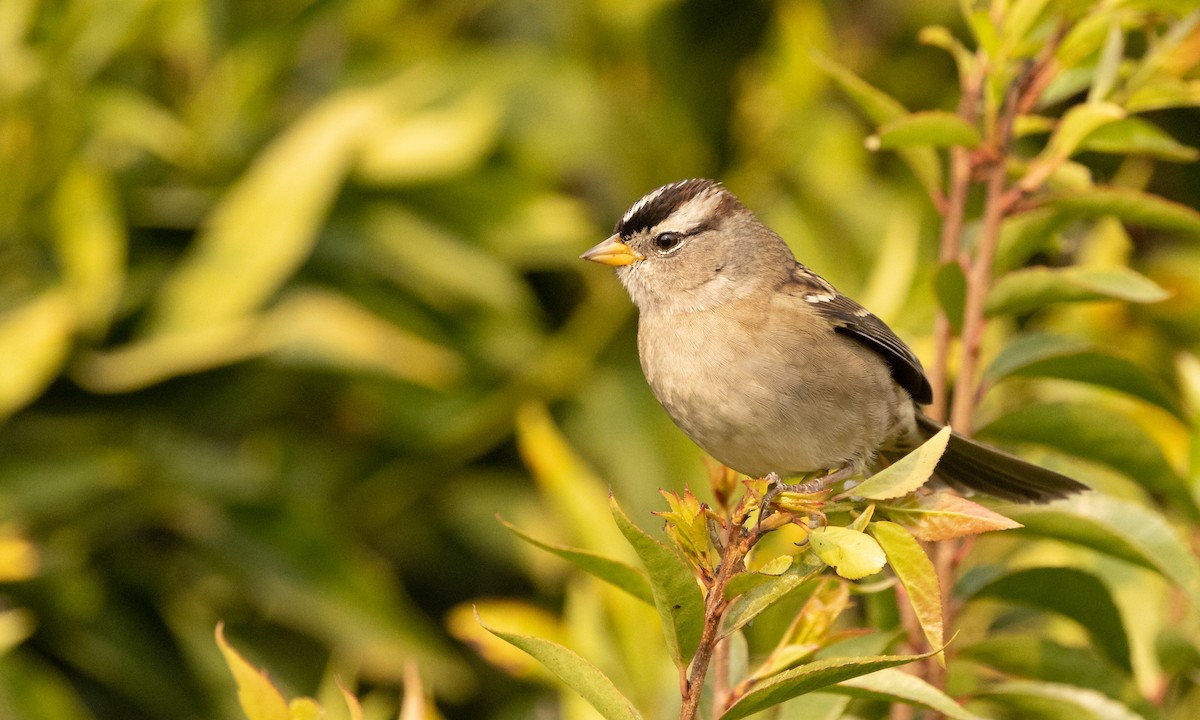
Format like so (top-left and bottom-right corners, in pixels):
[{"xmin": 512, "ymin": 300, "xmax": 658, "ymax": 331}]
[
  {"xmin": 680, "ymin": 515, "xmax": 759, "ymax": 720},
  {"xmin": 948, "ymin": 27, "xmax": 1065, "ymax": 435},
  {"xmin": 929, "ymin": 68, "xmax": 982, "ymax": 422}
]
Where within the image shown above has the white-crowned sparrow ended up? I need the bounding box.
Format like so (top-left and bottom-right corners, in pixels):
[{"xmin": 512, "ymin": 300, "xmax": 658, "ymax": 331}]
[{"xmin": 583, "ymin": 178, "xmax": 1087, "ymax": 502}]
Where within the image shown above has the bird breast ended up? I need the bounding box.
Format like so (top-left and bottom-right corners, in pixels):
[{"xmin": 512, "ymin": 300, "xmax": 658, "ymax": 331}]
[{"xmin": 636, "ymin": 296, "xmax": 901, "ymax": 478}]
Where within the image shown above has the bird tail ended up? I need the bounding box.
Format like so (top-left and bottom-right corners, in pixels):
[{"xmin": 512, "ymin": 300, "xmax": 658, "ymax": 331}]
[{"xmin": 912, "ymin": 414, "xmax": 1089, "ymax": 503}]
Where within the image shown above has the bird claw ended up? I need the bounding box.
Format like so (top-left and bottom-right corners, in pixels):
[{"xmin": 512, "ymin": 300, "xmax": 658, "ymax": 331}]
[{"xmin": 756, "ymin": 466, "xmax": 852, "ymax": 531}]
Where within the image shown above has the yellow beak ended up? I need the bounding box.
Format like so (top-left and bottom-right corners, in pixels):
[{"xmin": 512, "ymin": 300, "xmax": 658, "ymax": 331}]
[{"xmin": 581, "ymin": 234, "xmax": 644, "ymax": 267}]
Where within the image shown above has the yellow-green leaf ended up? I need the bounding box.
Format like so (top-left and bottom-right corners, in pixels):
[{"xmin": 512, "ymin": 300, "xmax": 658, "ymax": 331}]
[
  {"xmin": 215, "ymin": 623, "xmax": 290, "ymax": 720},
  {"xmin": 51, "ymin": 162, "xmax": 126, "ymax": 336},
  {"xmin": 610, "ymin": 495, "xmax": 703, "ymax": 669},
  {"xmin": 0, "ymin": 291, "xmax": 75, "ymax": 419},
  {"xmin": 476, "ymin": 611, "xmax": 643, "ymax": 720},
  {"xmin": 869, "ymin": 522, "xmax": 943, "ymax": 662},
  {"xmin": 869, "ymin": 111, "xmax": 981, "ymax": 150},
  {"xmin": 846, "ymin": 427, "xmax": 950, "ymax": 500},
  {"xmin": 151, "ymin": 86, "xmax": 393, "ymax": 332},
  {"xmin": 355, "ymin": 91, "xmax": 502, "ymax": 185},
  {"xmin": 808, "ymin": 526, "xmax": 885, "ymax": 580}
]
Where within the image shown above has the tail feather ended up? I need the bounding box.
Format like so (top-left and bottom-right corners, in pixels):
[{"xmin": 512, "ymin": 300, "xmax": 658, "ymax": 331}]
[{"xmin": 914, "ymin": 414, "xmax": 1089, "ymax": 503}]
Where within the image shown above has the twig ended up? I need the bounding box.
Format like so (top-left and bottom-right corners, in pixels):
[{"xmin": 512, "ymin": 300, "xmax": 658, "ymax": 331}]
[
  {"xmin": 680, "ymin": 514, "xmax": 761, "ymax": 720},
  {"xmin": 929, "ymin": 64, "xmax": 983, "ymax": 422},
  {"xmin": 948, "ymin": 26, "xmax": 1066, "ymax": 435}
]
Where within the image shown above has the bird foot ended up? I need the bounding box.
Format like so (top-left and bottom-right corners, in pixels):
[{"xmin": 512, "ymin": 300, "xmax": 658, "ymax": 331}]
[{"xmin": 757, "ymin": 466, "xmax": 852, "ymax": 529}]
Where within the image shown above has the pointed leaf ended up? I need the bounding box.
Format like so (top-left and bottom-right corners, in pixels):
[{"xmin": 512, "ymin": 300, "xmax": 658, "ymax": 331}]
[
  {"xmin": 831, "ymin": 668, "xmax": 989, "ymax": 720},
  {"xmin": 477, "ymin": 613, "xmax": 643, "ymax": 720},
  {"xmin": 975, "ymin": 680, "xmax": 1146, "ymax": 720},
  {"xmin": 499, "ymin": 518, "xmax": 654, "ymax": 605},
  {"xmin": 964, "ymin": 567, "xmax": 1131, "ymax": 671},
  {"xmin": 721, "ymin": 557, "xmax": 824, "ymax": 638},
  {"xmin": 985, "ymin": 265, "xmax": 1170, "ymax": 317},
  {"xmin": 868, "ymin": 522, "xmax": 943, "ymax": 659},
  {"xmin": 933, "ymin": 261, "xmax": 967, "ymax": 334},
  {"xmin": 869, "ymin": 111, "xmax": 981, "ymax": 150},
  {"xmin": 984, "ymin": 333, "xmax": 1183, "ymax": 418},
  {"xmin": 962, "ymin": 635, "xmax": 1138, "ymax": 697},
  {"xmin": 336, "ymin": 679, "xmax": 364, "ymax": 720},
  {"xmin": 215, "ymin": 624, "xmax": 290, "ymax": 720},
  {"xmin": 448, "ymin": 600, "xmax": 562, "ymax": 680},
  {"xmin": 152, "ymin": 87, "xmax": 392, "ymax": 331},
  {"xmin": 1080, "ymin": 117, "xmax": 1199, "ymax": 162},
  {"xmin": 976, "ymin": 402, "xmax": 1196, "ymax": 519},
  {"xmin": 1006, "ymin": 494, "xmax": 1200, "ymax": 597},
  {"xmin": 721, "ymin": 651, "xmax": 935, "ymax": 719},
  {"xmin": 847, "ymin": 427, "xmax": 950, "ymax": 500},
  {"xmin": 811, "ymin": 52, "xmax": 941, "ymax": 200},
  {"xmin": 1035, "ymin": 102, "xmax": 1126, "ymax": 167},
  {"xmin": 610, "ymin": 496, "xmax": 703, "ymax": 668},
  {"xmin": 51, "ymin": 162, "xmax": 126, "ymax": 335},
  {"xmin": 399, "ymin": 663, "xmax": 429, "ymax": 720},
  {"xmin": 918, "ymin": 25, "xmax": 976, "ymax": 78},
  {"xmin": 0, "ymin": 291, "xmax": 75, "ymax": 419},
  {"xmin": 1047, "ymin": 187, "xmax": 1200, "ymax": 235},
  {"xmin": 808, "ymin": 527, "xmax": 885, "ymax": 580},
  {"xmin": 517, "ymin": 404, "xmax": 630, "ymax": 555},
  {"xmin": 879, "ymin": 493, "xmax": 1021, "ymax": 542}
]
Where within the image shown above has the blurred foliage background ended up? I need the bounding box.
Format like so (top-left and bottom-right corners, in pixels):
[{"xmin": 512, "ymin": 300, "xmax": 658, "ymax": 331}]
[{"xmin": 0, "ymin": 0, "xmax": 1198, "ymax": 718}]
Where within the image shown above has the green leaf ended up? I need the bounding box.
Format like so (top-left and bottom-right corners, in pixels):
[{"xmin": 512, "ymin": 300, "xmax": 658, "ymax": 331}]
[
  {"xmin": 1087, "ymin": 20, "xmax": 1124, "ymax": 103},
  {"xmin": 831, "ymin": 668, "xmax": 989, "ymax": 720},
  {"xmin": 1006, "ymin": 494, "xmax": 1200, "ymax": 597},
  {"xmin": 964, "ymin": 567, "xmax": 1131, "ymax": 671},
  {"xmin": 976, "ymin": 402, "xmax": 1196, "ymax": 519},
  {"xmin": 975, "ymin": 680, "xmax": 1146, "ymax": 720},
  {"xmin": 1079, "ymin": 117, "xmax": 1199, "ymax": 162},
  {"xmin": 477, "ymin": 613, "xmax": 643, "ymax": 720},
  {"xmin": 1033, "ymin": 103, "xmax": 1125, "ymax": 166},
  {"xmin": 811, "ymin": 52, "xmax": 941, "ymax": 200},
  {"xmin": 962, "ymin": 635, "xmax": 1136, "ymax": 699},
  {"xmin": 918, "ymin": 25, "xmax": 976, "ymax": 79},
  {"xmin": 1057, "ymin": 10, "xmax": 1115, "ymax": 69},
  {"xmin": 995, "ymin": 207, "xmax": 1070, "ymax": 272},
  {"xmin": 1124, "ymin": 78, "xmax": 1200, "ymax": 113},
  {"xmin": 984, "ymin": 333, "xmax": 1183, "ymax": 418},
  {"xmin": 808, "ymin": 527, "xmax": 885, "ymax": 580},
  {"xmin": 720, "ymin": 651, "xmax": 934, "ymax": 719},
  {"xmin": 1047, "ymin": 187, "xmax": 1200, "ymax": 235},
  {"xmin": 985, "ymin": 266, "xmax": 1170, "ymax": 317},
  {"xmin": 499, "ymin": 518, "xmax": 654, "ymax": 605},
  {"xmin": 1003, "ymin": 0, "xmax": 1053, "ymax": 53},
  {"xmin": 868, "ymin": 522, "xmax": 943, "ymax": 660},
  {"xmin": 868, "ymin": 111, "xmax": 981, "ymax": 150},
  {"xmin": 933, "ymin": 262, "xmax": 967, "ymax": 334},
  {"xmin": 721, "ymin": 557, "xmax": 823, "ymax": 638},
  {"xmin": 879, "ymin": 493, "xmax": 1022, "ymax": 542},
  {"xmin": 846, "ymin": 427, "xmax": 950, "ymax": 500},
  {"xmin": 609, "ymin": 496, "xmax": 704, "ymax": 669}
]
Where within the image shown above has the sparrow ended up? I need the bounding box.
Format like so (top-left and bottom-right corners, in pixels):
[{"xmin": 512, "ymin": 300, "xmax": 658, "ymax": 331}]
[{"xmin": 582, "ymin": 178, "xmax": 1087, "ymax": 503}]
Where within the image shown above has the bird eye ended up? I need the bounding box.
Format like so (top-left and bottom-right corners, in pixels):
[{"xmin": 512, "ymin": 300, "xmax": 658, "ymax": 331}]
[{"xmin": 652, "ymin": 232, "xmax": 684, "ymax": 254}]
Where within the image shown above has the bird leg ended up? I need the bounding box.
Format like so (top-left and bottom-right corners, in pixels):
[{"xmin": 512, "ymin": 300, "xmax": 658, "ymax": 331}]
[{"xmin": 758, "ymin": 466, "xmax": 854, "ymax": 526}]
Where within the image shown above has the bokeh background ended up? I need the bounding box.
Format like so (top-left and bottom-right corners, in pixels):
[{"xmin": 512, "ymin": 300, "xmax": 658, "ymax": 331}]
[{"xmin": 1, "ymin": 1, "xmax": 1198, "ymax": 719}]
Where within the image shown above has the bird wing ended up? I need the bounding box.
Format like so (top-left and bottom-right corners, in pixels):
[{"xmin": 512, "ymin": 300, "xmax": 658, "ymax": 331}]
[{"xmin": 783, "ymin": 264, "xmax": 934, "ymax": 404}]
